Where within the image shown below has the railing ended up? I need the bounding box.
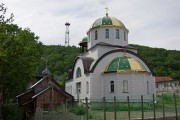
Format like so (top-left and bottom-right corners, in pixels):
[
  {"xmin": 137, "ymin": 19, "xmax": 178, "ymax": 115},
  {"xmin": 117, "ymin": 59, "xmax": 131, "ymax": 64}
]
[
  {"xmin": 40, "ymin": 92, "xmax": 180, "ymax": 120},
  {"xmin": 72, "ymin": 93, "xmax": 180, "ymax": 120}
]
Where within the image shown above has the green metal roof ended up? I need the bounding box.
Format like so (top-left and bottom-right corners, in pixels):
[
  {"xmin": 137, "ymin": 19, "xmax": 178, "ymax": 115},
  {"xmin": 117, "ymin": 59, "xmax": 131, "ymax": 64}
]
[
  {"xmin": 82, "ymin": 37, "xmax": 88, "ymax": 42},
  {"xmin": 88, "ymin": 16, "xmax": 128, "ymax": 32},
  {"xmin": 105, "ymin": 57, "xmax": 147, "ymax": 73}
]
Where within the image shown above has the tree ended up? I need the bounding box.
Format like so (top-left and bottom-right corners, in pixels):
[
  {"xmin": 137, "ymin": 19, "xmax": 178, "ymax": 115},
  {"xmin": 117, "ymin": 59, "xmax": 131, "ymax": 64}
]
[
  {"xmin": 0, "ymin": 3, "xmax": 15, "ymax": 119},
  {"xmin": 0, "ymin": 3, "xmax": 43, "ymax": 119},
  {"xmin": 0, "ymin": 3, "xmax": 14, "ymax": 24},
  {"xmin": 131, "ymin": 44, "xmax": 180, "ymax": 79},
  {"xmin": 0, "ymin": 24, "xmax": 43, "ymax": 101}
]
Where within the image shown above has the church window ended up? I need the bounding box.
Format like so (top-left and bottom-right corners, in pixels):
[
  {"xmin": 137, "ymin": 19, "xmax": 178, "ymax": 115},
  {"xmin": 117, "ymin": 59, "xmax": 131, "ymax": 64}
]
[
  {"xmin": 70, "ymin": 86, "xmax": 72, "ymax": 94},
  {"xmin": 116, "ymin": 29, "xmax": 120, "ymax": 39},
  {"xmin": 86, "ymin": 81, "xmax": 89, "ymax": 94},
  {"xmin": 156, "ymin": 84, "xmax": 158, "ymax": 88},
  {"xmin": 124, "ymin": 31, "xmax": 126, "ymax": 41},
  {"xmin": 88, "ymin": 33, "xmax": 90, "ymax": 42},
  {"xmin": 175, "ymin": 83, "xmax": 177, "ymax": 87},
  {"xmin": 147, "ymin": 81, "xmax": 149, "ymax": 94},
  {"xmin": 110, "ymin": 81, "xmax": 114, "ymax": 93},
  {"xmin": 76, "ymin": 67, "xmax": 81, "ymax": 78},
  {"xmin": 76, "ymin": 82, "xmax": 81, "ymax": 94},
  {"xmin": 105, "ymin": 29, "xmax": 109, "ymax": 38},
  {"xmin": 123, "ymin": 80, "xmax": 128, "ymax": 93},
  {"xmin": 95, "ymin": 30, "xmax": 98, "ymax": 40}
]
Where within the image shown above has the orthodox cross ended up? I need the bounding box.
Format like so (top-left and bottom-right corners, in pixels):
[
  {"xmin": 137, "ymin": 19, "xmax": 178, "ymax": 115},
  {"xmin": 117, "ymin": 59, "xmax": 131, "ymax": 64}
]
[{"xmin": 105, "ymin": 7, "xmax": 109, "ymax": 16}]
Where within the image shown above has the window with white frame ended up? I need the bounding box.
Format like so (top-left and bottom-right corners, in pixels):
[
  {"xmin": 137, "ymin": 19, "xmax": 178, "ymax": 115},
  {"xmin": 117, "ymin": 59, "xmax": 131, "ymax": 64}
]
[
  {"xmin": 110, "ymin": 81, "xmax": 114, "ymax": 93},
  {"xmin": 76, "ymin": 67, "xmax": 81, "ymax": 78},
  {"xmin": 95, "ymin": 30, "xmax": 98, "ymax": 40},
  {"xmin": 88, "ymin": 34, "xmax": 90, "ymax": 42},
  {"xmin": 116, "ymin": 29, "xmax": 120, "ymax": 39},
  {"xmin": 86, "ymin": 81, "xmax": 89, "ymax": 94},
  {"xmin": 105, "ymin": 29, "xmax": 109, "ymax": 38},
  {"xmin": 147, "ymin": 81, "xmax": 149, "ymax": 94},
  {"xmin": 123, "ymin": 80, "xmax": 128, "ymax": 93},
  {"xmin": 124, "ymin": 31, "xmax": 126, "ymax": 41},
  {"xmin": 76, "ymin": 82, "xmax": 81, "ymax": 94}
]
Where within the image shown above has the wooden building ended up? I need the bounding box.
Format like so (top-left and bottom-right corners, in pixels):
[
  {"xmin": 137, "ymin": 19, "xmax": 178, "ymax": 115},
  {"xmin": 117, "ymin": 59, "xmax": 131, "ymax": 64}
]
[{"xmin": 16, "ymin": 69, "xmax": 74, "ymax": 119}]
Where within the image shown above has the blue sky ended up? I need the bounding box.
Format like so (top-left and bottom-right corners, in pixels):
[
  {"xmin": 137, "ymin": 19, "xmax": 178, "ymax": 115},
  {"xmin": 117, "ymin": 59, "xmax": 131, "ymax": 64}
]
[{"xmin": 2, "ymin": 0, "xmax": 180, "ymax": 50}]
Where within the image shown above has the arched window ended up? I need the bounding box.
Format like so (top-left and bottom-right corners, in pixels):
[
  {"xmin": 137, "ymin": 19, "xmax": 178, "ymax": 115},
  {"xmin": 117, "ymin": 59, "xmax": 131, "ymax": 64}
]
[
  {"xmin": 105, "ymin": 29, "xmax": 109, "ymax": 38},
  {"xmin": 110, "ymin": 81, "xmax": 114, "ymax": 93},
  {"xmin": 86, "ymin": 81, "xmax": 89, "ymax": 94},
  {"xmin": 116, "ymin": 29, "xmax": 120, "ymax": 39},
  {"xmin": 76, "ymin": 67, "xmax": 81, "ymax": 78},
  {"xmin": 88, "ymin": 33, "xmax": 90, "ymax": 42},
  {"xmin": 147, "ymin": 81, "xmax": 149, "ymax": 94},
  {"xmin": 124, "ymin": 31, "xmax": 126, "ymax": 41},
  {"xmin": 123, "ymin": 80, "xmax": 128, "ymax": 93},
  {"xmin": 95, "ymin": 30, "xmax": 98, "ymax": 40}
]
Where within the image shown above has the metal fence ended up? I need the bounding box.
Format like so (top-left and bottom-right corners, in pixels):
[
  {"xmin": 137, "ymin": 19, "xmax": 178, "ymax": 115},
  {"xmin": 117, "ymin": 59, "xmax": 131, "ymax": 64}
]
[
  {"xmin": 41, "ymin": 92, "xmax": 180, "ymax": 120},
  {"xmin": 72, "ymin": 93, "xmax": 180, "ymax": 120}
]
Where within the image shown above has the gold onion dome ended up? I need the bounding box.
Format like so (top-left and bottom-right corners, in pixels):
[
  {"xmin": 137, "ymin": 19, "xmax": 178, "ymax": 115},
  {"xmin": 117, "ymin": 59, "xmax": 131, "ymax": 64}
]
[
  {"xmin": 88, "ymin": 15, "xmax": 128, "ymax": 32},
  {"xmin": 105, "ymin": 57, "xmax": 147, "ymax": 73}
]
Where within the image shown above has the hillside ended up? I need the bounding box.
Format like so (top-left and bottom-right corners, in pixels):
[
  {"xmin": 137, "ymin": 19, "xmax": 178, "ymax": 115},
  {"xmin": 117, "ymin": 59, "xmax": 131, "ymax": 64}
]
[
  {"xmin": 130, "ymin": 44, "xmax": 180, "ymax": 79},
  {"xmin": 39, "ymin": 45, "xmax": 80, "ymax": 85},
  {"xmin": 41, "ymin": 44, "xmax": 180, "ymax": 85}
]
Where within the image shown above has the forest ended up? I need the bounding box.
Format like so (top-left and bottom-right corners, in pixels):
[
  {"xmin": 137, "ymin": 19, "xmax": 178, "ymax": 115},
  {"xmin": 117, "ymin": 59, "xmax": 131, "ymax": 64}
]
[{"xmin": 41, "ymin": 44, "xmax": 180, "ymax": 86}]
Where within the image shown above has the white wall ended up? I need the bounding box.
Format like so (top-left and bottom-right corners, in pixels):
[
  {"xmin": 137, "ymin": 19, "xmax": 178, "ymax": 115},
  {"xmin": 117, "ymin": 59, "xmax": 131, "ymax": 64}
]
[
  {"xmin": 87, "ymin": 27, "xmax": 128, "ymax": 49},
  {"xmin": 66, "ymin": 51, "xmax": 155, "ymax": 101},
  {"xmin": 65, "ymin": 58, "xmax": 90, "ymax": 100},
  {"xmin": 102, "ymin": 73, "xmax": 154, "ymax": 99},
  {"xmin": 89, "ymin": 52, "xmax": 155, "ymax": 100}
]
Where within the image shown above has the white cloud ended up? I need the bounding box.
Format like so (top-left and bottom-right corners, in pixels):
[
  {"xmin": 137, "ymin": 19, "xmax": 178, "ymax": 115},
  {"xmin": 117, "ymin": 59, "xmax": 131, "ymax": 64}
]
[{"xmin": 2, "ymin": 0, "xmax": 180, "ymax": 50}]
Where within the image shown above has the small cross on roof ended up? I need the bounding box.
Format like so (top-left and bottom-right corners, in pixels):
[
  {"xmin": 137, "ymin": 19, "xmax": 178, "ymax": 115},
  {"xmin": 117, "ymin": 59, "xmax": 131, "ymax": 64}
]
[{"xmin": 105, "ymin": 7, "xmax": 109, "ymax": 16}]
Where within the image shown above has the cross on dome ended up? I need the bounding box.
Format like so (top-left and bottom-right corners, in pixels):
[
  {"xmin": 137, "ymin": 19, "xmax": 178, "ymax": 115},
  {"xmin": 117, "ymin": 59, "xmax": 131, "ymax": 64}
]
[{"xmin": 105, "ymin": 7, "xmax": 109, "ymax": 17}]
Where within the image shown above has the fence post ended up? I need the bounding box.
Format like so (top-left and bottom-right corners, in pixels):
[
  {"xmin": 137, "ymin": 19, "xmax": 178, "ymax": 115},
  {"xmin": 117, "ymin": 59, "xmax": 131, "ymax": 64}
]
[
  {"xmin": 85, "ymin": 97, "xmax": 89, "ymax": 120},
  {"xmin": 141, "ymin": 95, "xmax": 144, "ymax": 120},
  {"xmin": 174, "ymin": 92, "xmax": 178, "ymax": 120},
  {"xmin": 103, "ymin": 97, "xmax": 106, "ymax": 120},
  {"xmin": 153, "ymin": 94, "xmax": 156, "ymax": 120},
  {"xmin": 127, "ymin": 96, "xmax": 130, "ymax": 120},
  {"xmin": 162, "ymin": 93, "xmax": 165, "ymax": 119},
  {"xmin": 65, "ymin": 99, "xmax": 68, "ymax": 111},
  {"xmin": 114, "ymin": 96, "xmax": 117, "ymax": 120}
]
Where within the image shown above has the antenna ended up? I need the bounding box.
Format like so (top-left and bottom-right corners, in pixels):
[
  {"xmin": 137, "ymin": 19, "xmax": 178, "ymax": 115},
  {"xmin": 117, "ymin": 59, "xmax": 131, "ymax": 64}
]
[{"xmin": 65, "ymin": 22, "xmax": 70, "ymax": 46}]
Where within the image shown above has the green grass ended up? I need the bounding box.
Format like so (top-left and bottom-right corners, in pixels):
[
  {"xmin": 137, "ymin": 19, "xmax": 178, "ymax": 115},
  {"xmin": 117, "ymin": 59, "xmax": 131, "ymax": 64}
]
[
  {"xmin": 155, "ymin": 93, "xmax": 180, "ymax": 108},
  {"xmin": 68, "ymin": 104, "xmax": 86, "ymax": 115},
  {"xmin": 90, "ymin": 101, "xmax": 155, "ymax": 112}
]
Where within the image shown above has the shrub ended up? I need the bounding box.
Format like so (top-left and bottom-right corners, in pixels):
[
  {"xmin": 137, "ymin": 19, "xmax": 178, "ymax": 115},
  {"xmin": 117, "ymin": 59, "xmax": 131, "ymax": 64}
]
[
  {"xmin": 2, "ymin": 104, "xmax": 22, "ymax": 120},
  {"xmin": 68, "ymin": 105, "xmax": 86, "ymax": 115}
]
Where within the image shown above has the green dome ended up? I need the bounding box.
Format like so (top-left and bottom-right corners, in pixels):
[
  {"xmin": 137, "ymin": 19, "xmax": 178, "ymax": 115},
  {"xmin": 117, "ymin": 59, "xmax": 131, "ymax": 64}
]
[
  {"xmin": 89, "ymin": 16, "xmax": 128, "ymax": 31},
  {"xmin": 82, "ymin": 37, "xmax": 88, "ymax": 42},
  {"xmin": 105, "ymin": 57, "xmax": 147, "ymax": 73},
  {"xmin": 79, "ymin": 37, "xmax": 88, "ymax": 46}
]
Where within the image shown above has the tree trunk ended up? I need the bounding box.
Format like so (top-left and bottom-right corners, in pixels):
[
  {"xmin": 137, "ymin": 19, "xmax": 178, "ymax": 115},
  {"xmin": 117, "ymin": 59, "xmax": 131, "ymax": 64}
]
[
  {"xmin": 0, "ymin": 104, "xmax": 3, "ymax": 120},
  {"xmin": 0, "ymin": 88, "xmax": 3, "ymax": 120},
  {"xmin": 0, "ymin": 84, "xmax": 5, "ymax": 120}
]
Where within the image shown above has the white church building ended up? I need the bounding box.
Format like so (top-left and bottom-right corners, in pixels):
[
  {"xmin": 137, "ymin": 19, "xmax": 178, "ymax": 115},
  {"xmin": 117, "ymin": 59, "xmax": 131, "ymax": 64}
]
[{"xmin": 65, "ymin": 12, "xmax": 156, "ymax": 101}]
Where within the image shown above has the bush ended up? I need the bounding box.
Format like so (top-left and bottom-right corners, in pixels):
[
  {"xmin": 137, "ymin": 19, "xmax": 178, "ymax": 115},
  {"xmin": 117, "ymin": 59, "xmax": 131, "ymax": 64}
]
[
  {"xmin": 2, "ymin": 104, "xmax": 22, "ymax": 120},
  {"xmin": 68, "ymin": 105, "xmax": 86, "ymax": 115}
]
